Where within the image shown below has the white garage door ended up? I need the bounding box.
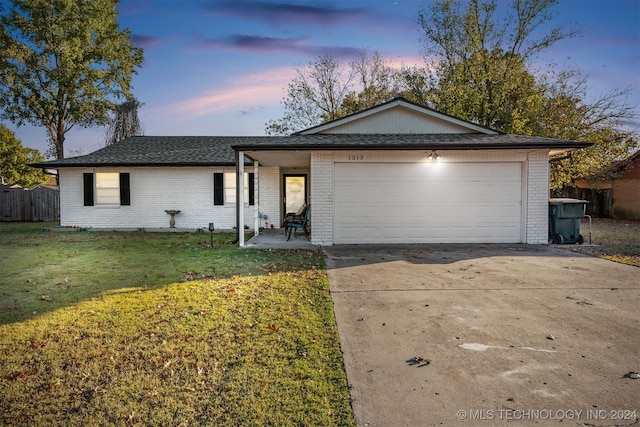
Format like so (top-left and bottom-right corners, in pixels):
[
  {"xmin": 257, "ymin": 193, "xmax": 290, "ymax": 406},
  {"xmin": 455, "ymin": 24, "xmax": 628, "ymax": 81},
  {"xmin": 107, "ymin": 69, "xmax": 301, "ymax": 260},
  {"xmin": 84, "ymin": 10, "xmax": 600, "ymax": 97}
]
[{"xmin": 334, "ymin": 162, "xmax": 522, "ymax": 244}]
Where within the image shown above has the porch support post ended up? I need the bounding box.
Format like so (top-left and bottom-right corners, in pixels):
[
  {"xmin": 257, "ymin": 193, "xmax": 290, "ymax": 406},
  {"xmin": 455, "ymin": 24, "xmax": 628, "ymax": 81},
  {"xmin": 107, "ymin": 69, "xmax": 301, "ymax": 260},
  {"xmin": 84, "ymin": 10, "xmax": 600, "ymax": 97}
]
[
  {"xmin": 237, "ymin": 150, "xmax": 245, "ymax": 247},
  {"xmin": 254, "ymin": 162, "xmax": 260, "ymax": 235}
]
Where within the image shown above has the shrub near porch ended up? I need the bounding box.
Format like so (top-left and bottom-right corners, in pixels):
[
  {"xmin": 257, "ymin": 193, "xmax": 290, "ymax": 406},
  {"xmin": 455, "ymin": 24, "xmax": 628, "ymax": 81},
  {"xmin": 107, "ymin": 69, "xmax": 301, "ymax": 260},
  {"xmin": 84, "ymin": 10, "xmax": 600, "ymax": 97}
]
[{"xmin": 0, "ymin": 224, "xmax": 355, "ymax": 426}]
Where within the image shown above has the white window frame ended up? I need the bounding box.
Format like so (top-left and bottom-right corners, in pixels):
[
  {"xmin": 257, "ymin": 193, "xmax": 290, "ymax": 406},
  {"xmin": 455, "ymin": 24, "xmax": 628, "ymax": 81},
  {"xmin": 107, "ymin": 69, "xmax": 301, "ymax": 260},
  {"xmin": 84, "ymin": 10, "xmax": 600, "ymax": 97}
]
[
  {"xmin": 223, "ymin": 172, "xmax": 249, "ymax": 204},
  {"xmin": 95, "ymin": 172, "xmax": 120, "ymax": 205}
]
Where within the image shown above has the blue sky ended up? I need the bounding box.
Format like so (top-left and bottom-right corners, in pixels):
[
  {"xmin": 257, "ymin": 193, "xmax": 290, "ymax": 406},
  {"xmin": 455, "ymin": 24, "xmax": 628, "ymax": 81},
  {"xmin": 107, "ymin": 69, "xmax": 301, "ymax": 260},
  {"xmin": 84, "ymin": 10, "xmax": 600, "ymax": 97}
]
[{"xmin": 6, "ymin": 0, "xmax": 640, "ymax": 157}]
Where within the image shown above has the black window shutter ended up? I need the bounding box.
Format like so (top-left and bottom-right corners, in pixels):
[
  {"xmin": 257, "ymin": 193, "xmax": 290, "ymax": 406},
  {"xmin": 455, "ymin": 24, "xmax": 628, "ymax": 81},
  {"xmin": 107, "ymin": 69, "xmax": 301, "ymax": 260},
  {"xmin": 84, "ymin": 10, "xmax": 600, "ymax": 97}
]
[
  {"xmin": 248, "ymin": 173, "xmax": 255, "ymax": 206},
  {"xmin": 83, "ymin": 173, "xmax": 94, "ymax": 206},
  {"xmin": 213, "ymin": 173, "xmax": 224, "ymax": 205},
  {"xmin": 119, "ymin": 173, "xmax": 130, "ymax": 206}
]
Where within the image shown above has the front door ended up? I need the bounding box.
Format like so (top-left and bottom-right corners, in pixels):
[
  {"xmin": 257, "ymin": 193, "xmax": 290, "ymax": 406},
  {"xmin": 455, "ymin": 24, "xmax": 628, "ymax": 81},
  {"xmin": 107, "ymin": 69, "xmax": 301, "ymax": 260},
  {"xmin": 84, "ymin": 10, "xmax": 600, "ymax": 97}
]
[{"xmin": 283, "ymin": 175, "xmax": 307, "ymax": 216}]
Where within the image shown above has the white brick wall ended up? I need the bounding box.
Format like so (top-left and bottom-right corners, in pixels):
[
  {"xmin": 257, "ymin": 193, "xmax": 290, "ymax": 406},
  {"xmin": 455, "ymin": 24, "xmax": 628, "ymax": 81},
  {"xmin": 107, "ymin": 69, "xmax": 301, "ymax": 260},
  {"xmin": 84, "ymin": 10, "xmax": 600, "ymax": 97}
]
[
  {"xmin": 60, "ymin": 149, "xmax": 551, "ymax": 244},
  {"xmin": 59, "ymin": 166, "xmax": 255, "ymax": 230},
  {"xmin": 525, "ymin": 150, "xmax": 550, "ymax": 244},
  {"xmin": 310, "ymin": 152, "xmax": 334, "ymax": 245},
  {"xmin": 257, "ymin": 166, "xmax": 281, "ymax": 229}
]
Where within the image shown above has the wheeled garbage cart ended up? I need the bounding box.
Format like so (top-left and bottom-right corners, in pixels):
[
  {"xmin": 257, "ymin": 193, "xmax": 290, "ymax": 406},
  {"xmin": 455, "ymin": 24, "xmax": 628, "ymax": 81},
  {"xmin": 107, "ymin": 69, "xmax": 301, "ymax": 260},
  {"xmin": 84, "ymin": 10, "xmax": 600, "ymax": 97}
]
[{"xmin": 549, "ymin": 198, "xmax": 588, "ymax": 244}]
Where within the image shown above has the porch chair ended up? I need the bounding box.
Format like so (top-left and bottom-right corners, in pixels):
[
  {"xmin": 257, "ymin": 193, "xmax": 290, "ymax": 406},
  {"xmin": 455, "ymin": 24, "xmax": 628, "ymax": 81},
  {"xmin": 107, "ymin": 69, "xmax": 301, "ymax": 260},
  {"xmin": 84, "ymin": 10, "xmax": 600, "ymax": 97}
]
[
  {"xmin": 285, "ymin": 204, "xmax": 311, "ymax": 241},
  {"xmin": 283, "ymin": 203, "xmax": 306, "ymax": 232}
]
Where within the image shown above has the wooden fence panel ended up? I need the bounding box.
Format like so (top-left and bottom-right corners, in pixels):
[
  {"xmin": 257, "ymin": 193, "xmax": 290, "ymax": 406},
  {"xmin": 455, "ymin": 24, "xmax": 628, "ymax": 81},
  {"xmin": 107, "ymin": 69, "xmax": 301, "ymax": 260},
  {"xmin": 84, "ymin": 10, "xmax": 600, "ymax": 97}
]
[
  {"xmin": 564, "ymin": 187, "xmax": 612, "ymax": 218},
  {"xmin": 0, "ymin": 188, "xmax": 60, "ymax": 222}
]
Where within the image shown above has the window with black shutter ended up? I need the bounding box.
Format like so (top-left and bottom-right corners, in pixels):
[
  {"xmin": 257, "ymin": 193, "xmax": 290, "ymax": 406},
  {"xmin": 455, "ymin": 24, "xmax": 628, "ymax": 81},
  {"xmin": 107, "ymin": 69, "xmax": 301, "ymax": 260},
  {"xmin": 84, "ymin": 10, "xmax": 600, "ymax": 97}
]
[
  {"xmin": 248, "ymin": 172, "xmax": 255, "ymax": 206},
  {"xmin": 213, "ymin": 173, "xmax": 224, "ymax": 205},
  {"xmin": 119, "ymin": 173, "xmax": 130, "ymax": 206},
  {"xmin": 84, "ymin": 172, "xmax": 130, "ymax": 206},
  {"xmin": 83, "ymin": 173, "xmax": 94, "ymax": 206}
]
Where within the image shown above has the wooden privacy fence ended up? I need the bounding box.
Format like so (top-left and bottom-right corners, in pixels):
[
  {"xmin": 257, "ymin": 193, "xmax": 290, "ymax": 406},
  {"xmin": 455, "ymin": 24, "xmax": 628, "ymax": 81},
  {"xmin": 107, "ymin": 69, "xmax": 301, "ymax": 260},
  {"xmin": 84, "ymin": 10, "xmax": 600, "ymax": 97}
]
[
  {"xmin": 0, "ymin": 187, "xmax": 60, "ymax": 222},
  {"xmin": 557, "ymin": 187, "xmax": 612, "ymax": 218}
]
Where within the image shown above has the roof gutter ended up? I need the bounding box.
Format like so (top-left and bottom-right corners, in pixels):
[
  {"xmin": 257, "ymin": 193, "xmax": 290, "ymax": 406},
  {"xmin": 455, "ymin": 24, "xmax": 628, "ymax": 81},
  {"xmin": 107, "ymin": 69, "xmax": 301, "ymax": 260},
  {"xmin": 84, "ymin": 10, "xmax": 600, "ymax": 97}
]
[
  {"xmin": 28, "ymin": 162, "xmax": 243, "ymax": 169},
  {"xmin": 232, "ymin": 142, "xmax": 592, "ymax": 152}
]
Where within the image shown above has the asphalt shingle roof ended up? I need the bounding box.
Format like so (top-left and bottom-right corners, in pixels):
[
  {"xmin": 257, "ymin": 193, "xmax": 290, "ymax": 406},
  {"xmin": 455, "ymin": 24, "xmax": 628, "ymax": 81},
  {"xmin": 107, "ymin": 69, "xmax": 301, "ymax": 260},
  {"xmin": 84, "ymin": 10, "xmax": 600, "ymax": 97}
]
[
  {"xmin": 30, "ymin": 134, "xmax": 590, "ymax": 168},
  {"xmin": 30, "ymin": 136, "xmax": 255, "ymax": 168},
  {"xmin": 232, "ymin": 133, "xmax": 590, "ymax": 150}
]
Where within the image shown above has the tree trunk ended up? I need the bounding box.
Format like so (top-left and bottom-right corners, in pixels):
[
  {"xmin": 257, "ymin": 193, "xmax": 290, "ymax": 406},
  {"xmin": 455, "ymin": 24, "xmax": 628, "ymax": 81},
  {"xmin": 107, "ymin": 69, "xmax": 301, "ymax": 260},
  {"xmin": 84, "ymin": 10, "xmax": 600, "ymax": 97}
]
[
  {"xmin": 53, "ymin": 115, "xmax": 66, "ymax": 159},
  {"xmin": 55, "ymin": 127, "xmax": 65, "ymax": 159}
]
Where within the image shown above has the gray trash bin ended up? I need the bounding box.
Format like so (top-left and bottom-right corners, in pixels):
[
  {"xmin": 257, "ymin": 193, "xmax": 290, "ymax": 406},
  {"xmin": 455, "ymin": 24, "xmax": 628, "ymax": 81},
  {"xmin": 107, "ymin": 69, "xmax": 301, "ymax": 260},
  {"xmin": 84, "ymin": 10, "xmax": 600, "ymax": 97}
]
[{"xmin": 549, "ymin": 198, "xmax": 588, "ymax": 244}]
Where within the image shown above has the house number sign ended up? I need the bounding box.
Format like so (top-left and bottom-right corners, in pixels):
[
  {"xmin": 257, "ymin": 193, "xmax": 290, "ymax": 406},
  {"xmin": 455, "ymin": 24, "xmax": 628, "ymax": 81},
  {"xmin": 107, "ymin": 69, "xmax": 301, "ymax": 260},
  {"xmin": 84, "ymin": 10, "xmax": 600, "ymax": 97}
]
[{"xmin": 347, "ymin": 155, "xmax": 364, "ymax": 161}]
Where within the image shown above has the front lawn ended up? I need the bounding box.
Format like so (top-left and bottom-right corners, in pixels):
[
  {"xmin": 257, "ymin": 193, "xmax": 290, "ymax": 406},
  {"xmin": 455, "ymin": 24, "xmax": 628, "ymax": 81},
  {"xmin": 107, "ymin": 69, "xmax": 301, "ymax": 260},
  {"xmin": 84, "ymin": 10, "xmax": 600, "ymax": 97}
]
[
  {"xmin": 0, "ymin": 223, "xmax": 355, "ymax": 426},
  {"xmin": 566, "ymin": 218, "xmax": 640, "ymax": 267}
]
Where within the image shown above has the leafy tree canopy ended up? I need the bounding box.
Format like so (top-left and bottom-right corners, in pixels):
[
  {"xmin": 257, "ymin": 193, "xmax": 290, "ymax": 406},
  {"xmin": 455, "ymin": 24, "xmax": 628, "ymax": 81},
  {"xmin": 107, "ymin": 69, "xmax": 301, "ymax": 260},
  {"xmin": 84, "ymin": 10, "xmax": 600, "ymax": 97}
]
[
  {"xmin": 268, "ymin": 0, "xmax": 638, "ymax": 189},
  {"xmin": 0, "ymin": 0, "xmax": 144, "ymax": 158},
  {"xmin": 265, "ymin": 51, "xmax": 401, "ymax": 135},
  {"xmin": 0, "ymin": 124, "xmax": 46, "ymax": 187},
  {"xmin": 418, "ymin": 0, "xmax": 638, "ymax": 189},
  {"xmin": 417, "ymin": 0, "xmax": 576, "ymax": 129}
]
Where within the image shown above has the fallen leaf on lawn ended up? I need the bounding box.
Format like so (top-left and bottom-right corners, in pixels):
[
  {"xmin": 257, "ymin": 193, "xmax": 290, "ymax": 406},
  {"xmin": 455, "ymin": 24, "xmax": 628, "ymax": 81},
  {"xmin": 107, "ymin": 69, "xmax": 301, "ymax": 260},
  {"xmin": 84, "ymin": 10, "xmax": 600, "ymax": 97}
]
[
  {"xmin": 41, "ymin": 295, "xmax": 53, "ymax": 302},
  {"xmin": 6, "ymin": 370, "xmax": 31, "ymax": 381}
]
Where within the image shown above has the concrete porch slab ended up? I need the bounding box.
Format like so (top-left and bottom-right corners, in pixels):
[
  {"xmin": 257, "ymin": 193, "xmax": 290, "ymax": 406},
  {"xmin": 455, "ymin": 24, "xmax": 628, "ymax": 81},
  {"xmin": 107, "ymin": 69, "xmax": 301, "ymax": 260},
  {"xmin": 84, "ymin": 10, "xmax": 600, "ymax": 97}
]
[{"xmin": 243, "ymin": 228, "xmax": 318, "ymax": 250}]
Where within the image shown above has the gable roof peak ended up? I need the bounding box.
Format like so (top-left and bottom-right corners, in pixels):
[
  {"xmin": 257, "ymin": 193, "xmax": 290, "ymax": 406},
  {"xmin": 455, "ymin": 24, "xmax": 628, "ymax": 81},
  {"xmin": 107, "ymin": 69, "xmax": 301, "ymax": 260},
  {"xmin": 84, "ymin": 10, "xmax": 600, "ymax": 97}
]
[{"xmin": 296, "ymin": 97, "xmax": 501, "ymax": 136}]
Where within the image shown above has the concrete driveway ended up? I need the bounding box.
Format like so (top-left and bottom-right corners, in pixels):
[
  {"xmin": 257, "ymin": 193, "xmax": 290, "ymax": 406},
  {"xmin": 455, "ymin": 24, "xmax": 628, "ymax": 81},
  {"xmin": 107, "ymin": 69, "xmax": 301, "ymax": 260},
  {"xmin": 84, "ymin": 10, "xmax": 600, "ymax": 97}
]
[{"xmin": 324, "ymin": 244, "xmax": 639, "ymax": 427}]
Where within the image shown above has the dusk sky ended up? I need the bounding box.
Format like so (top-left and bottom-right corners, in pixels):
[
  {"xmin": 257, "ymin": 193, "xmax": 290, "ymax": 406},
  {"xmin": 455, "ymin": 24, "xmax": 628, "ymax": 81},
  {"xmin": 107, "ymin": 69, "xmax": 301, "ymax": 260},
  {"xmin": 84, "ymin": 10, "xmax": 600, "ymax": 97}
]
[{"xmin": 5, "ymin": 0, "xmax": 640, "ymax": 157}]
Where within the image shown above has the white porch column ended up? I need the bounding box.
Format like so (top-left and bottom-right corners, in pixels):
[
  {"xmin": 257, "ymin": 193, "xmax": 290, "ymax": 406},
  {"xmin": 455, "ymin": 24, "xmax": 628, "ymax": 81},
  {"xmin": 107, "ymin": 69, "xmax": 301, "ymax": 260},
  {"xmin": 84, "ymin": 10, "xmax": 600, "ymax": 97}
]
[
  {"xmin": 254, "ymin": 162, "xmax": 260, "ymax": 235},
  {"xmin": 238, "ymin": 151, "xmax": 245, "ymax": 247}
]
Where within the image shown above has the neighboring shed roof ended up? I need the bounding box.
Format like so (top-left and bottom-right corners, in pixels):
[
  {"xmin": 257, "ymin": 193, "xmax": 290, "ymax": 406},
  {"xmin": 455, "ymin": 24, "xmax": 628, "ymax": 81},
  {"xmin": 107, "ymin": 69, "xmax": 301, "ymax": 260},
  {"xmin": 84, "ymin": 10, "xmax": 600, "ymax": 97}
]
[
  {"xmin": 30, "ymin": 133, "xmax": 590, "ymax": 169},
  {"xmin": 616, "ymin": 150, "xmax": 640, "ymax": 170}
]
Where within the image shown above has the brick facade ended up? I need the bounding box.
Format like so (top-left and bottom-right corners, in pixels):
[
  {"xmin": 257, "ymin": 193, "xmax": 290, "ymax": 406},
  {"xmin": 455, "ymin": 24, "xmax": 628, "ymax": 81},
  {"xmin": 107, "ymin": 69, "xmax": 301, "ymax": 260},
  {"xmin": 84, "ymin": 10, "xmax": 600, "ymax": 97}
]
[
  {"xmin": 612, "ymin": 179, "xmax": 640, "ymax": 219},
  {"xmin": 60, "ymin": 149, "xmax": 551, "ymax": 243},
  {"xmin": 310, "ymin": 152, "xmax": 334, "ymax": 245},
  {"xmin": 612, "ymin": 154, "xmax": 640, "ymax": 219},
  {"xmin": 59, "ymin": 166, "xmax": 255, "ymax": 230},
  {"xmin": 525, "ymin": 150, "xmax": 551, "ymax": 244},
  {"xmin": 256, "ymin": 166, "xmax": 281, "ymax": 229}
]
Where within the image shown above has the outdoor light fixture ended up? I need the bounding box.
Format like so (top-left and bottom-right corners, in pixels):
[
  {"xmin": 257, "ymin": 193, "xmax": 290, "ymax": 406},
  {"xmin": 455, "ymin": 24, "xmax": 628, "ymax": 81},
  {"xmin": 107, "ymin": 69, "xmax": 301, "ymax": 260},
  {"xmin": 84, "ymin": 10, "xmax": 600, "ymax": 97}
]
[
  {"xmin": 427, "ymin": 150, "xmax": 440, "ymax": 161},
  {"xmin": 208, "ymin": 222, "xmax": 215, "ymax": 248}
]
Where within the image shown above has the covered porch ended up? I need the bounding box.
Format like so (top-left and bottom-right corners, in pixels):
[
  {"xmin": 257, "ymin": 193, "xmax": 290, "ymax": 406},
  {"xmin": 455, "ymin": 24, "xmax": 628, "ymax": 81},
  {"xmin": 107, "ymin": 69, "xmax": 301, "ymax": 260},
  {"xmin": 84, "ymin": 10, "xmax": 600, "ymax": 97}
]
[{"xmin": 235, "ymin": 149, "xmax": 312, "ymax": 247}]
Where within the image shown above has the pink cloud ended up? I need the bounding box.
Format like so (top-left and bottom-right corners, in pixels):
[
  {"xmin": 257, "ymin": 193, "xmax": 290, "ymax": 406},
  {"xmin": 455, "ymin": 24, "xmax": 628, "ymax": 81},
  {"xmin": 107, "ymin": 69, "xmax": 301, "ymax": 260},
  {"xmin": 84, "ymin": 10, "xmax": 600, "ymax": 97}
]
[{"xmin": 150, "ymin": 67, "xmax": 297, "ymax": 119}]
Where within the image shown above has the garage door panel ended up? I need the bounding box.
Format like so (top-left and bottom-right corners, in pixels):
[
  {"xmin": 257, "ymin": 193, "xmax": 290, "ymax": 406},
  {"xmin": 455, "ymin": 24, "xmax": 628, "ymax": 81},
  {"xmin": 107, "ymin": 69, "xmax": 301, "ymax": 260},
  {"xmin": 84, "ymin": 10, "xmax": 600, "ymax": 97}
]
[{"xmin": 334, "ymin": 162, "xmax": 522, "ymax": 244}]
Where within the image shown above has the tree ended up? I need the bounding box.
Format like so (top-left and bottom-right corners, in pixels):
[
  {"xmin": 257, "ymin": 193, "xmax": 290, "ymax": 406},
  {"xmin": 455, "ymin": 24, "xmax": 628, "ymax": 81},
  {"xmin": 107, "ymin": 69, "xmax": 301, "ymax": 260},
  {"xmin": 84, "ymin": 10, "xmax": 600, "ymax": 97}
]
[
  {"xmin": 104, "ymin": 97, "xmax": 144, "ymax": 146},
  {"xmin": 418, "ymin": 0, "xmax": 638, "ymax": 189},
  {"xmin": 397, "ymin": 65, "xmax": 434, "ymax": 107},
  {"xmin": 340, "ymin": 51, "xmax": 402, "ymax": 116},
  {"xmin": 266, "ymin": 51, "xmax": 401, "ymax": 135},
  {"xmin": 266, "ymin": 54, "xmax": 354, "ymax": 135},
  {"xmin": 0, "ymin": 124, "xmax": 46, "ymax": 187},
  {"xmin": 418, "ymin": 0, "xmax": 575, "ymax": 128},
  {"xmin": 430, "ymin": 49, "xmax": 542, "ymax": 132},
  {"xmin": 535, "ymin": 73, "xmax": 639, "ymax": 190},
  {"xmin": 0, "ymin": 0, "xmax": 144, "ymax": 158}
]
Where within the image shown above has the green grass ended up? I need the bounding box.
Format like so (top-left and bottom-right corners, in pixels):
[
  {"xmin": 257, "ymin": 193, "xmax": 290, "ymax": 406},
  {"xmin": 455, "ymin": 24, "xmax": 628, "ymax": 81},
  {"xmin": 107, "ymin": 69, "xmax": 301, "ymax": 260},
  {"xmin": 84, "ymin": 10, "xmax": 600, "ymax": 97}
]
[{"xmin": 0, "ymin": 223, "xmax": 355, "ymax": 426}]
